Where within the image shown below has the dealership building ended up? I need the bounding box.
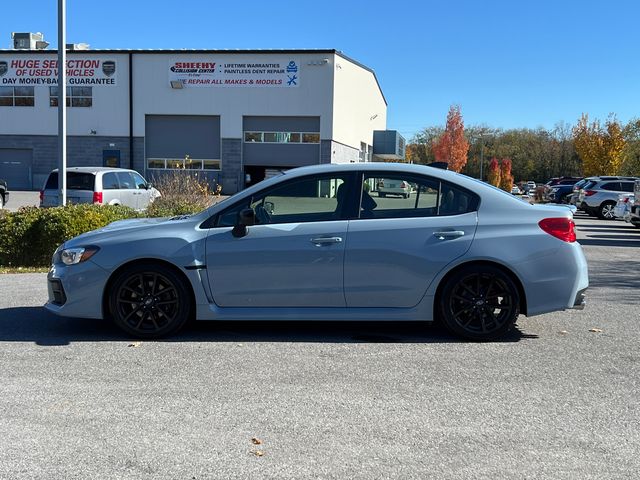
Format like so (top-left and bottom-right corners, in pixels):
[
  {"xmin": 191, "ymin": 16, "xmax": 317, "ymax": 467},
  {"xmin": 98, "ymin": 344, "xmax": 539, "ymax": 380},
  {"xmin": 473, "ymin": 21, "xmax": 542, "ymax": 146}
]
[{"xmin": 0, "ymin": 33, "xmax": 405, "ymax": 193}]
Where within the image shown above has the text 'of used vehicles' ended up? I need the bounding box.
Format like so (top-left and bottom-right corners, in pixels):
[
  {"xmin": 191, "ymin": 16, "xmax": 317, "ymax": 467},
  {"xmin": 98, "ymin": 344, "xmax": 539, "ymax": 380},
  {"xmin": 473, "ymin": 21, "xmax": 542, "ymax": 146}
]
[
  {"xmin": 45, "ymin": 163, "xmax": 589, "ymax": 341},
  {"xmin": 40, "ymin": 167, "xmax": 160, "ymax": 210}
]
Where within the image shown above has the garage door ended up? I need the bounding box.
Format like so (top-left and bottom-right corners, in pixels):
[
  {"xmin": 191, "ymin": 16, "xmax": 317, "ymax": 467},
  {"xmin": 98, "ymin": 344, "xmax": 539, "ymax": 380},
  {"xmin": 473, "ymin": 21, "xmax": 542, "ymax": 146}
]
[{"xmin": 0, "ymin": 149, "xmax": 33, "ymax": 190}]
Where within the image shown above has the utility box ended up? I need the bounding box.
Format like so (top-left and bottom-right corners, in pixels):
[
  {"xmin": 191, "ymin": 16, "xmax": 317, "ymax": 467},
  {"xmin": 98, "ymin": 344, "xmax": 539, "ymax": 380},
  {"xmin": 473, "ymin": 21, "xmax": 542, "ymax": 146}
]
[{"xmin": 373, "ymin": 130, "xmax": 406, "ymax": 161}]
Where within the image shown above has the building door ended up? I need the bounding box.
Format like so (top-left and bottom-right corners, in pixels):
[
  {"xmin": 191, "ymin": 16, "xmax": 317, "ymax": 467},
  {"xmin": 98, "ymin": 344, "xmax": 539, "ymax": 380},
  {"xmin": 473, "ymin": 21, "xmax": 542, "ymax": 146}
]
[
  {"xmin": 103, "ymin": 150, "xmax": 121, "ymax": 168},
  {"xmin": 0, "ymin": 149, "xmax": 33, "ymax": 190}
]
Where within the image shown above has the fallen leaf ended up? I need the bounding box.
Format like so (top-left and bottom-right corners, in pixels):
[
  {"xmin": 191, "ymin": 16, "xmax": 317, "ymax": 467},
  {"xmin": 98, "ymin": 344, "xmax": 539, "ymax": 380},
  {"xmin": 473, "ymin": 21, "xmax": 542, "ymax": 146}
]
[
  {"xmin": 589, "ymin": 328, "xmax": 603, "ymax": 333},
  {"xmin": 250, "ymin": 450, "xmax": 264, "ymax": 457},
  {"xmin": 251, "ymin": 437, "xmax": 262, "ymax": 445},
  {"xmin": 128, "ymin": 341, "xmax": 142, "ymax": 347}
]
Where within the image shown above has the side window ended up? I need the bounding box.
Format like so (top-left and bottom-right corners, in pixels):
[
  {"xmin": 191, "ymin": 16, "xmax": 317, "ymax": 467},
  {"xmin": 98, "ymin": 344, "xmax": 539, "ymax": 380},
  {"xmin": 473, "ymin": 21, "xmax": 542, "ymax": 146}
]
[
  {"xmin": 363, "ymin": 173, "xmax": 439, "ymax": 219},
  {"xmin": 116, "ymin": 172, "xmax": 135, "ymax": 189},
  {"xmin": 439, "ymin": 183, "xmax": 476, "ymax": 216},
  {"xmin": 601, "ymin": 182, "xmax": 620, "ymax": 191},
  {"xmin": 215, "ymin": 174, "xmax": 350, "ymax": 227},
  {"xmin": 102, "ymin": 172, "xmax": 120, "ymax": 190},
  {"xmin": 620, "ymin": 182, "xmax": 634, "ymax": 193},
  {"xmin": 131, "ymin": 172, "xmax": 148, "ymax": 189}
]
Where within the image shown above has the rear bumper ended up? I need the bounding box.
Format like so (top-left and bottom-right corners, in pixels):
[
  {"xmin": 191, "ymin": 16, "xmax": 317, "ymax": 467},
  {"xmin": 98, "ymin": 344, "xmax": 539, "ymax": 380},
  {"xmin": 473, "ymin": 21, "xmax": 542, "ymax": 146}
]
[{"xmin": 572, "ymin": 288, "xmax": 587, "ymax": 310}]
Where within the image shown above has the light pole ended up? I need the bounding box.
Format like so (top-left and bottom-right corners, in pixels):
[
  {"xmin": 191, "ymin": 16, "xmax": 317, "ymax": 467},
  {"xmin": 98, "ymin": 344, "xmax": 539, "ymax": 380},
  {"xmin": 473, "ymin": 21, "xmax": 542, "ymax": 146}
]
[
  {"xmin": 57, "ymin": 0, "xmax": 67, "ymax": 206},
  {"xmin": 479, "ymin": 139, "xmax": 484, "ymax": 182}
]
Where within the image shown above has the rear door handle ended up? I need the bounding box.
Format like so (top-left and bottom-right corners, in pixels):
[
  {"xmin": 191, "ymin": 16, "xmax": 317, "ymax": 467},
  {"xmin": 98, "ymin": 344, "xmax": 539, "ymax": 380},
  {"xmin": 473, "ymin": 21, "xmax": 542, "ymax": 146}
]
[
  {"xmin": 310, "ymin": 236, "xmax": 343, "ymax": 246},
  {"xmin": 433, "ymin": 230, "xmax": 465, "ymax": 240}
]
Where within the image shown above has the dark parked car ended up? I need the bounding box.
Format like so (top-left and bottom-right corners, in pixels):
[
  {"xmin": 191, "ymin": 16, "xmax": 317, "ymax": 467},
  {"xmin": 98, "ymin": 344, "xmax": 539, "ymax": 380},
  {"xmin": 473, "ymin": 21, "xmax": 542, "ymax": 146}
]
[
  {"xmin": 0, "ymin": 179, "xmax": 8, "ymax": 209},
  {"xmin": 545, "ymin": 178, "xmax": 583, "ymax": 203}
]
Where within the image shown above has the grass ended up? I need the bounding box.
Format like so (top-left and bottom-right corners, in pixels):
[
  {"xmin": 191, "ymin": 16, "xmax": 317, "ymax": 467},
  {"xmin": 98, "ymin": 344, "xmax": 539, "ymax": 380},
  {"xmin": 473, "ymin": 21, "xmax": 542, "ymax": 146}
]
[{"xmin": 0, "ymin": 266, "xmax": 50, "ymax": 274}]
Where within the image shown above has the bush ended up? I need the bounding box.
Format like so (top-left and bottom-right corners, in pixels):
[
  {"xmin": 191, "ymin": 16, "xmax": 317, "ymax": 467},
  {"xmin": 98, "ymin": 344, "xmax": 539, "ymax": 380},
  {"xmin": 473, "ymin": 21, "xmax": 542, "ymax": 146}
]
[
  {"xmin": 146, "ymin": 168, "xmax": 219, "ymax": 218},
  {"xmin": 0, "ymin": 204, "xmax": 138, "ymax": 267}
]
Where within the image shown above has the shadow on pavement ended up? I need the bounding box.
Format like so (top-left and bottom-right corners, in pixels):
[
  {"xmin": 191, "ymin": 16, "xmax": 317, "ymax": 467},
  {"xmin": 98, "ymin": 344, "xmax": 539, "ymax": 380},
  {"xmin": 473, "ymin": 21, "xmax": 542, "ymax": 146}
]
[
  {"xmin": 0, "ymin": 306, "xmax": 535, "ymax": 346},
  {"xmin": 579, "ymin": 238, "xmax": 640, "ymax": 247}
]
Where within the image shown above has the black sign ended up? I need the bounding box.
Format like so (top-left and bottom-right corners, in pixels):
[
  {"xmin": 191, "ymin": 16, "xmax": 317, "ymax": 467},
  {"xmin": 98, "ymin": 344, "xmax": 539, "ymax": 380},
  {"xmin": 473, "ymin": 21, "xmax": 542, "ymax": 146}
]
[{"xmin": 102, "ymin": 61, "xmax": 116, "ymax": 77}]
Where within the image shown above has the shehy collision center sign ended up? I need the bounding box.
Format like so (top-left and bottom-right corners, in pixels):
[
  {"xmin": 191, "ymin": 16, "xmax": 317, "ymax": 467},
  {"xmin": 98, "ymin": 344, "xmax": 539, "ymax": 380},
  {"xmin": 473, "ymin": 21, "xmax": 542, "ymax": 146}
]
[
  {"xmin": 0, "ymin": 57, "xmax": 117, "ymax": 86},
  {"xmin": 169, "ymin": 58, "xmax": 300, "ymax": 87}
]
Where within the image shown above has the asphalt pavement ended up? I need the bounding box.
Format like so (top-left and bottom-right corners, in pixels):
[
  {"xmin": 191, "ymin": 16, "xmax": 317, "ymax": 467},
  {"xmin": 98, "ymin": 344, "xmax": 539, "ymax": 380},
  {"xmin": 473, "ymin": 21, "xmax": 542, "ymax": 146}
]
[{"xmin": 0, "ymin": 213, "xmax": 638, "ymax": 479}]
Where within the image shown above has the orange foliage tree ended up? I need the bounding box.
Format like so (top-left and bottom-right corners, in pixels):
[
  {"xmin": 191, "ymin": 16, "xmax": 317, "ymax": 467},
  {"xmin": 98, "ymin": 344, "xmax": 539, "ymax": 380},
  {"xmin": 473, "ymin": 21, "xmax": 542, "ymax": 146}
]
[
  {"xmin": 487, "ymin": 158, "xmax": 501, "ymax": 187},
  {"xmin": 499, "ymin": 158, "xmax": 514, "ymax": 192},
  {"xmin": 432, "ymin": 105, "xmax": 470, "ymax": 172}
]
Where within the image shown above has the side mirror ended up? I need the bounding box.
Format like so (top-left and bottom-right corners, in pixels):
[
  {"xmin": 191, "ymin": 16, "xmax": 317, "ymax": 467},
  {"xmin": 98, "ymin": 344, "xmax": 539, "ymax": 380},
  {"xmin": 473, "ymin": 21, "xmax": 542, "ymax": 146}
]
[
  {"xmin": 145, "ymin": 183, "xmax": 153, "ymax": 190},
  {"xmin": 232, "ymin": 208, "xmax": 255, "ymax": 238}
]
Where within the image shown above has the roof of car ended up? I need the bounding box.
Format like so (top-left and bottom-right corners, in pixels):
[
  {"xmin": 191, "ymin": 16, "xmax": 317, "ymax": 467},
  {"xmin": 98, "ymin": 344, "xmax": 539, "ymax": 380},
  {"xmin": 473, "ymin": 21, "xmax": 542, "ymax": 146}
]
[{"xmin": 49, "ymin": 167, "xmax": 137, "ymax": 174}]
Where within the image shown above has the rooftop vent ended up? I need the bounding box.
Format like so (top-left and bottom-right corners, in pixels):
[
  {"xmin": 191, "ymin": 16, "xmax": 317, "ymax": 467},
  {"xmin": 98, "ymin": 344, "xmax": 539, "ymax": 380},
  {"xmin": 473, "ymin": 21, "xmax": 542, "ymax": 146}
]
[
  {"xmin": 66, "ymin": 43, "xmax": 90, "ymax": 51},
  {"xmin": 11, "ymin": 32, "xmax": 49, "ymax": 50}
]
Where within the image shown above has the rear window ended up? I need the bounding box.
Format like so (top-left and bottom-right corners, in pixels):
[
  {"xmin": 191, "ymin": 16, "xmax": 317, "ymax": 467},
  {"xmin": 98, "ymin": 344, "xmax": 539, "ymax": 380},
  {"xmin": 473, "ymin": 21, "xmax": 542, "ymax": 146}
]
[
  {"xmin": 620, "ymin": 182, "xmax": 634, "ymax": 193},
  {"xmin": 601, "ymin": 182, "xmax": 621, "ymax": 191},
  {"xmin": 45, "ymin": 172, "xmax": 96, "ymax": 190}
]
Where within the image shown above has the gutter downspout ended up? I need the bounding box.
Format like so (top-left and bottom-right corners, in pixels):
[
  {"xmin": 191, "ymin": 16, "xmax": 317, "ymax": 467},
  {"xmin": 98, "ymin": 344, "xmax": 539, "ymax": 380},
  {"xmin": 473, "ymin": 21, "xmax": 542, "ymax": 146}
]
[{"xmin": 128, "ymin": 52, "xmax": 133, "ymax": 169}]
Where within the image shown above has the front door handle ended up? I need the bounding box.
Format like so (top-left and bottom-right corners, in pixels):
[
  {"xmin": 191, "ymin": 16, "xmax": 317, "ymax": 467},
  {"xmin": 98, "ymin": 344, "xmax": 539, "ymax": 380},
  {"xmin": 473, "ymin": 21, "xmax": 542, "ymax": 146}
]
[
  {"xmin": 310, "ymin": 236, "xmax": 343, "ymax": 246},
  {"xmin": 433, "ymin": 230, "xmax": 465, "ymax": 240}
]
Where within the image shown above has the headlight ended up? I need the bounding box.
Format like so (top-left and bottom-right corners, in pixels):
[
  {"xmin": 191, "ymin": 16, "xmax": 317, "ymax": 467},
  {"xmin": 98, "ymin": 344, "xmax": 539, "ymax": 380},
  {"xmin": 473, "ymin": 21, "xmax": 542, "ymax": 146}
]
[{"xmin": 60, "ymin": 246, "xmax": 100, "ymax": 265}]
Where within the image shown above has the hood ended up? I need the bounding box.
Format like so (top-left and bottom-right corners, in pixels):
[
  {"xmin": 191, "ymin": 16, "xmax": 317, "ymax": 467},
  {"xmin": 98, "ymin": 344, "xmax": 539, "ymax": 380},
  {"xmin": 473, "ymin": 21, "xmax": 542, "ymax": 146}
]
[{"xmin": 65, "ymin": 215, "xmax": 195, "ymax": 247}]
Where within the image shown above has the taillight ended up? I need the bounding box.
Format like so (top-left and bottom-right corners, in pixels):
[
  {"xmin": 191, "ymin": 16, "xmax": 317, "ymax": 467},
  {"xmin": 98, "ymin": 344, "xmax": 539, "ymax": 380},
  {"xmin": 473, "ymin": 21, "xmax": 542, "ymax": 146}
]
[
  {"xmin": 539, "ymin": 218, "xmax": 576, "ymax": 242},
  {"xmin": 39, "ymin": 190, "xmax": 44, "ymax": 203},
  {"xmin": 400, "ymin": 181, "xmax": 408, "ymax": 188},
  {"xmin": 92, "ymin": 191, "xmax": 103, "ymax": 204},
  {"xmin": 584, "ymin": 190, "xmax": 597, "ymax": 197},
  {"xmin": 623, "ymin": 197, "xmax": 630, "ymax": 203}
]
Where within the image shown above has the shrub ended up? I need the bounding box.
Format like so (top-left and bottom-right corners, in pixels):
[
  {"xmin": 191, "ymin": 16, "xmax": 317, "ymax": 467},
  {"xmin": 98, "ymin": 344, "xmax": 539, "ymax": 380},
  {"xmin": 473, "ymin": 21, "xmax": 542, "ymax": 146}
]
[
  {"xmin": 0, "ymin": 204, "xmax": 138, "ymax": 267},
  {"xmin": 146, "ymin": 167, "xmax": 219, "ymax": 218}
]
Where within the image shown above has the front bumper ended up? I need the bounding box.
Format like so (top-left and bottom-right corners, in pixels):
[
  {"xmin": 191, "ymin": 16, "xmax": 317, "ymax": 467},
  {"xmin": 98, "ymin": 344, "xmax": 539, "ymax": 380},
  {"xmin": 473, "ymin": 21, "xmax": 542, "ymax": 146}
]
[{"xmin": 45, "ymin": 261, "xmax": 110, "ymax": 319}]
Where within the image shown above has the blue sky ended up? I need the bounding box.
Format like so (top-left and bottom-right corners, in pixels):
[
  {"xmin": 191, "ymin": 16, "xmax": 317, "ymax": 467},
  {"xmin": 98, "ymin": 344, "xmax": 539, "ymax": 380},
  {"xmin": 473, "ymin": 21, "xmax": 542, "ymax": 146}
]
[{"xmin": 2, "ymin": 0, "xmax": 638, "ymax": 140}]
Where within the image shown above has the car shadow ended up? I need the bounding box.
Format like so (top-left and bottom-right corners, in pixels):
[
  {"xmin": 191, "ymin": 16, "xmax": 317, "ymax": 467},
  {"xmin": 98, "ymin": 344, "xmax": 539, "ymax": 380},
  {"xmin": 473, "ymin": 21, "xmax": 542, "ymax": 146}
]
[
  {"xmin": 579, "ymin": 237, "xmax": 640, "ymax": 247},
  {"xmin": 0, "ymin": 307, "xmax": 536, "ymax": 346}
]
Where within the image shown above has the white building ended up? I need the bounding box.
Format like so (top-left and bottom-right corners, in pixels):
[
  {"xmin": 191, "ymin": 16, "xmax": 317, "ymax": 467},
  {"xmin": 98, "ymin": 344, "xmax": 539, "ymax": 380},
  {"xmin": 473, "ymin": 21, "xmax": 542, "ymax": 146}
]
[{"xmin": 0, "ymin": 37, "xmax": 405, "ymax": 193}]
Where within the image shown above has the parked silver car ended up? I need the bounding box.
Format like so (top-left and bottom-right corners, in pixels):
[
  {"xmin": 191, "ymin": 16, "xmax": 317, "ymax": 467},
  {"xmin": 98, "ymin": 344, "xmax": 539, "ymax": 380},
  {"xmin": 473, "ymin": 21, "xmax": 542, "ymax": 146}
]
[
  {"xmin": 629, "ymin": 179, "xmax": 640, "ymax": 228},
  {"xmin": 40, "ymin": 167, "xmax": 159, "ymax": 210},
  {"xmin": 45, "ymin": 163, "xmax": 588, "ymax": 341},
  {"xmin": 376, "ymin": 178, "xmax": 412, "ymax": 198},
  {"xmin": 578, "ymin": 176, "xmax": 638, "ymax": 219}
]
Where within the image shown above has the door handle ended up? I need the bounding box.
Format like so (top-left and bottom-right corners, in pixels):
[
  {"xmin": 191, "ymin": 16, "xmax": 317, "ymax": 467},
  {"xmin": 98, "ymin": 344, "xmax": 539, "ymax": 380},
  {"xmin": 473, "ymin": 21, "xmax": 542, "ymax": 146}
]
[
  {"xmin": 310, "ymin": 236, "xmax": 343, "ymax": 246},
  {"xmin": 433, "ymin": 230, "xmax": 465, "ymax": 240}
]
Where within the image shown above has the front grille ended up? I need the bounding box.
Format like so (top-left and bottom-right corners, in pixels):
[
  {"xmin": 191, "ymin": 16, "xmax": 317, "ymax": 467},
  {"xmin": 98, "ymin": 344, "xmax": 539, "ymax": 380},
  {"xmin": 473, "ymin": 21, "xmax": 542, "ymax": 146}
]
[{"xmin": 49, "ymin": 279, "xmax": 67, "ymax": 306}]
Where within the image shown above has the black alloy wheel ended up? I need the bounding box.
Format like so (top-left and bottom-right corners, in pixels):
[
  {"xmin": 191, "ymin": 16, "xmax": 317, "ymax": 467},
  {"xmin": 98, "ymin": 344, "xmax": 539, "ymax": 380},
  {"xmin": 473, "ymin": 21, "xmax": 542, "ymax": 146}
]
[
  {"xmin": 440, "ymin": 265, "xmax": 520, "ymax": 341},
  {"xmin": 109, "ymin": 263, "xmax": 191, "ymax": 339},
  {"xmin": 598, "ymin": 201, "xmax": 616, "ymax": 220}
]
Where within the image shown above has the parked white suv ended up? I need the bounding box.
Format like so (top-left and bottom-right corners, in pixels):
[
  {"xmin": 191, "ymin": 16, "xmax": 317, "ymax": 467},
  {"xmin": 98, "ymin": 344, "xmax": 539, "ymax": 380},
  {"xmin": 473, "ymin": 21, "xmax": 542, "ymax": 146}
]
[
  {"xmin": 630, "ymin": 179, "xmax": 640, "ymax": 228},
  {"xmin": 40, "ymin": 167, "xmax": 160, "ymax": 210},
  {"xmin": 578, "ymin": 176, "xmax": 638, "ymax": 219}
]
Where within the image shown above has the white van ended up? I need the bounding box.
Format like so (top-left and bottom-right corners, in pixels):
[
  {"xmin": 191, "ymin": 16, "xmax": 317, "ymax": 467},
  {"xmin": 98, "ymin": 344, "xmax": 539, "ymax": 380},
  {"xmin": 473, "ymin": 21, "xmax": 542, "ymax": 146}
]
[{"xmin": 40, "ymin": 167, "xmax": 160, "ymax": 210}]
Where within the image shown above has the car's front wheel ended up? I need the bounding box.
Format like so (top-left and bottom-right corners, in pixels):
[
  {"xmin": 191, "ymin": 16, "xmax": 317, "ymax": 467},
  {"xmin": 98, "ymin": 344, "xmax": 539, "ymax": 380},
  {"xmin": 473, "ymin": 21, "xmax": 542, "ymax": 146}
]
[
  {"xmin": 439, "ymin": 265, "xmax": 520, "ymax": 341},
  {"xmin": 108, "ymin": 263, "xmax": 191, "ymax": 339}
]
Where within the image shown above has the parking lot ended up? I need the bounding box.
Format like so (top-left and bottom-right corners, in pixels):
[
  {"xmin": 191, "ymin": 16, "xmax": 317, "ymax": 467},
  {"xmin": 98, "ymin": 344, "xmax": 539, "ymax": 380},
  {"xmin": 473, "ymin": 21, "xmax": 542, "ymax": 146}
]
[{"xmin": 0, "ymin": 213, "xmax": 638, "ymax": 479}]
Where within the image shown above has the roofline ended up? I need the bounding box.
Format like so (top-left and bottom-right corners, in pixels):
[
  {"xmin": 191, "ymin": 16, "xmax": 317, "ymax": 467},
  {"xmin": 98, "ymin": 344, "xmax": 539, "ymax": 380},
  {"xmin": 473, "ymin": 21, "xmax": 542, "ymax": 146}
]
[{"xmin": 0, "ymin": 48, "xmax": 338, "ymax": 54}]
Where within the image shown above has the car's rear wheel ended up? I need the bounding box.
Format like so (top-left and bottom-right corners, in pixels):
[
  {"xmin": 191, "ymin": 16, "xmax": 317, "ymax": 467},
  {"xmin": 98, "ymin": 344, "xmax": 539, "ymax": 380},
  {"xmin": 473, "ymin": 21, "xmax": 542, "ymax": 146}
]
[
  {"xmin": 598, "ymin": 201, "xmax": 616, "ymax": 220},
  {"xmin": 440, "ymin": 265, "xmax": 520, "ymax": 341},
  {"xmin": 108, "ymin": 263, "xmax": 191, "ymax": 339}
]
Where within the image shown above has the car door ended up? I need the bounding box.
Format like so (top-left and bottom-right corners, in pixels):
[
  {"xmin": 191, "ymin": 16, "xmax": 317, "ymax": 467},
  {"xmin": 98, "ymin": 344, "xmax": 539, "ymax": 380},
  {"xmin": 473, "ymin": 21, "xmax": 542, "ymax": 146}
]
[
  {"xmin": 115, "ymin": 171, "xmax": 137, "ymax": 208},
  {"xmin": 131, "ymin": 171, "xmax": 152, "ymax": 209},
  {"xmin": 205, "ymin": 172, "xmax": 354, "ymax": 308},
  {"xmin": 344, "ymin": 172, "xmax": 479, "ymax": 308}
]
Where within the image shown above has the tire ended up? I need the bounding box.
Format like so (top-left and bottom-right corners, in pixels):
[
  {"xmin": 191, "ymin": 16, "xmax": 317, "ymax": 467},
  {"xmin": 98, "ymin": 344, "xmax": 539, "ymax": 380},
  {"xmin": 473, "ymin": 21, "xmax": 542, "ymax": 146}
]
[
  {"xmin": 598, "ymin": 201, "xmax": 616, "ymax": 220},
  {"xmin": 404, "ymin": 193, "xmax": 409, "ymax": 199},
  {"xmin": 439, "ymin": 265, "xmax": 520, "ymax": 341},
  {"xmin": 108, "ymin": 263, "xmax": 192, "ymax": 339}
]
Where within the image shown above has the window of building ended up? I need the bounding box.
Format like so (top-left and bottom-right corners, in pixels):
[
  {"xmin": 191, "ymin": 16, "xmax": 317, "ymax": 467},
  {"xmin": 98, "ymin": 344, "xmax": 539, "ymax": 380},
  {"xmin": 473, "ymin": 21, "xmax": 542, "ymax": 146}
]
[
  {"xmin": 0, "ymin": 86, "xmax": 35, "ymax": 107},
  {"xmin": 243, "ymin": 131, "xmax": 319, "ymax": 144},
  {"xmin": 49, "ymin": 86, "xmax": 93, "ymax": 107},
  {"xmin": 146, "ymin": 158, "xmax": 221, "ymax": 171}
]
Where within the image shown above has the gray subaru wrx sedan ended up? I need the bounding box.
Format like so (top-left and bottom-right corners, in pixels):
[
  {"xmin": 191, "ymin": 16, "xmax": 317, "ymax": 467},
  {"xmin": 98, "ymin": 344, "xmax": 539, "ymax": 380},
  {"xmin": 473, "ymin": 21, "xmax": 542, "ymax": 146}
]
[{"xmin": 46, "ymin": 163, "xmax": 588, "ymax": 341}]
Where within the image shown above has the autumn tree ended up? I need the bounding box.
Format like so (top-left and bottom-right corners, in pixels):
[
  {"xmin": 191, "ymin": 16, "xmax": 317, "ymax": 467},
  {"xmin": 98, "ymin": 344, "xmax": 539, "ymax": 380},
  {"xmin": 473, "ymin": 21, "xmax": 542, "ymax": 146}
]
[
  {"xmin": 409, "ymin": 126, "xmax": 444, "ymax": 164},
  {"xmin": 487, "ymin": 158, "xmax": 501, "ymax": 187},
  {"xmin": 572, "ymin": 114, "xmax": 626, "ymax": 176},
  {"xmin": 432, "ymin": 105, "xmax": 470, "ymax": 172},
  {"xmin": 620, "ymin": 118, "xmax": 640, "ymax": 175},
  {"xmin": 499, "ymin": 158, "xmax": 514, "ymax": 192}
]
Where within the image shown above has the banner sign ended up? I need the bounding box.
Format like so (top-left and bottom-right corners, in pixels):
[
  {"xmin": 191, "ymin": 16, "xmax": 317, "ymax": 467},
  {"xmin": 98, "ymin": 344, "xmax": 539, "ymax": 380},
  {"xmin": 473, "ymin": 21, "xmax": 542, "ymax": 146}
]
[
  {"xmin": 0, "ymin": 57, "xmax": 117, "ymax": 86},
  {"xmin": 169, "ymin": 58, "xmax": 300, "ymax": 87}
]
